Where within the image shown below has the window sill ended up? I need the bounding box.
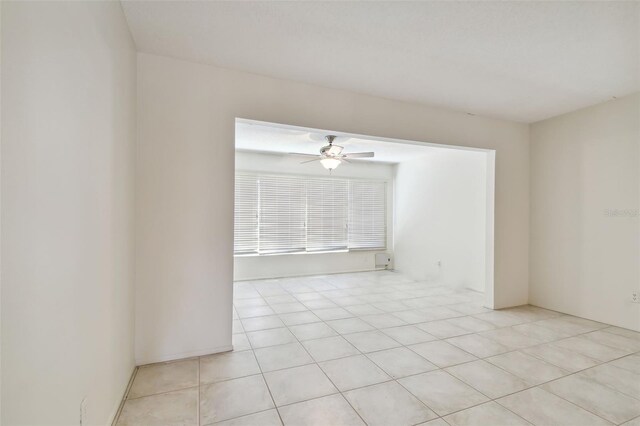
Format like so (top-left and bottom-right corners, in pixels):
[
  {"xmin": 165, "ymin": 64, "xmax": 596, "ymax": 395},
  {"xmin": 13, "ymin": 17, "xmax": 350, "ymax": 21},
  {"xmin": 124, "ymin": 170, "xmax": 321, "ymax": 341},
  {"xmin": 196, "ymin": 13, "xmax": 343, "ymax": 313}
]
[{"xmin": 234, "ymin": 248, "xmax": 385, "ymax": 258}]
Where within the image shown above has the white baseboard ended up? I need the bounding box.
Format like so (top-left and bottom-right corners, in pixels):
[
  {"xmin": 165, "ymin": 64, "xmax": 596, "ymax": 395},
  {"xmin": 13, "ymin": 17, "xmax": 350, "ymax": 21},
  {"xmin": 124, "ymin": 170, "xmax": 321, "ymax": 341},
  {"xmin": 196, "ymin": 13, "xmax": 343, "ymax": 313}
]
[
  {"xmin": 136, "ymin": 344, "xmax": 233, "ymax": 366},
  {"xmin": 234, "ymin": 267, "xmax": 388, "ymax": 282},
  {"xmin": 109, "ymin": 365, "xmax": 136, "ymax": 426}
]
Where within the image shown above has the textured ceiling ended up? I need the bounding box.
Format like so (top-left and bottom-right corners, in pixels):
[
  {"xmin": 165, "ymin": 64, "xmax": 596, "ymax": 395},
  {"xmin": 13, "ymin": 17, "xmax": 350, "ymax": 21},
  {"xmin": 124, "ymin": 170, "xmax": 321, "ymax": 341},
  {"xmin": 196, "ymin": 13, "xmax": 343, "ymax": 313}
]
[{"xmin": 122, "ymin": 1, "xmax": 639, "ymax": 123}]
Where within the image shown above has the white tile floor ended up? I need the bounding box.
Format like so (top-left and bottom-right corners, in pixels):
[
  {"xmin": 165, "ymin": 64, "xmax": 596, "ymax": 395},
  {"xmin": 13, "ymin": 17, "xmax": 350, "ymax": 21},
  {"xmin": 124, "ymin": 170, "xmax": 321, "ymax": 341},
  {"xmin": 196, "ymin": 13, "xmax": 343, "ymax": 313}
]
[{"xmin": 116, "ymin": 271, "xmax": 640, "ymax": 426}]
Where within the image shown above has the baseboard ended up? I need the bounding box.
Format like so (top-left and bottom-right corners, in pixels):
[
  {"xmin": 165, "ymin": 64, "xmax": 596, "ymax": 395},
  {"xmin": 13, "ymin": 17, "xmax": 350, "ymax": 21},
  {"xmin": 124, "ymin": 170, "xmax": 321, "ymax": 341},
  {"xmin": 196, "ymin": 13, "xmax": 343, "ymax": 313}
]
[
  {"xmin": 528, "ymin": 302, "xmax": 640, "ymax": 332},
  {"xmin": 109, "ymin": 365, "xmax": 137, "ymax": 426},
  {"xmin": 136, "ymin": 344, "xmax": 233, "ymax": 366},
  {"xmin": 234, "ymin": 267, "xmax": 389, "ymax": 282}
]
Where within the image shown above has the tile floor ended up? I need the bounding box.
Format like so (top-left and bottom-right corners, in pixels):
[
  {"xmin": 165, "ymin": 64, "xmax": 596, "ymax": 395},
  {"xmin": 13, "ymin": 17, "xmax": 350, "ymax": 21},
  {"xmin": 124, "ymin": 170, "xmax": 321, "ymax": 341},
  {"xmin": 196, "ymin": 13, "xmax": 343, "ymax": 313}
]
[{"xmin": 115, "ymin": 271, "xmax": 640, "ymax": 426}]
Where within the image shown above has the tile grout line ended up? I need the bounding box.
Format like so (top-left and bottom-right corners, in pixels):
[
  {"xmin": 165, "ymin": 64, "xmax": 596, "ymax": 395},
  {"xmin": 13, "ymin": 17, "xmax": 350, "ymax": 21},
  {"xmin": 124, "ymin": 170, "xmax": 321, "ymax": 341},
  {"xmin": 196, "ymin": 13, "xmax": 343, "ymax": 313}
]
[
  {"xmin": 238, "ymin": 272, "xmax": 628, "ymax": 422},
  {"xmin": 115, "ymin": 341, "xmax": 639, "ymax": 424},
  {"xmin": 125, "ymin": 272, "xmax": 640, "ymax": 425},
  {"xmin": 262, "ymin": 276, "xmax": 384, "ymax": 425},
  {"xmin": 431, "ymin": 338, "xmax": 640, "ymax": 424},
  {"xmin": 246, "ymin": 325, "xmax": 285, "ymax": 426},
  {"xmin": 249, "ymin": 278, "xmax": 640, "ymax": 424},
  {"xmin": 253, "ymin": 274, "xmax": 467, "ymax": 425},
  {"xmin": 124, "ymin": 384, "xmax": 198, "ymax": 401},
  {"xmin": 256, "ymin": 274, "xmax": 411, "ymax": 425},
  {"xmin": 246, "ymin": 274, "xmax": 493, "ymax": 424},
  {"xmin": 446, "ymin": 333, "xmax": 640, "ymax": 423},
  {"xmin": 278, "ymin": 312, "xmax": 371, "ymax": 425},
  {"xmin": 505, "ymin": 350, "xmax": 640, "ymax": 424},
  {"xmin": 225, "ymin": 334, "xmax": 637, "ymax": 423}
]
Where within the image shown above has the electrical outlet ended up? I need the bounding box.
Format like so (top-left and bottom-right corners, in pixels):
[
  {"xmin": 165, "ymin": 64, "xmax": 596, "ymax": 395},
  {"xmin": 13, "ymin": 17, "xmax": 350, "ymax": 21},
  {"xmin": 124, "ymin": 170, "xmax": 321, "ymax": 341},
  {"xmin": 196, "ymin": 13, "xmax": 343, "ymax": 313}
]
[
  {"xmin": 437, "ymin": 260, "xmax": 442, "ymax": 267},
  {"xmin": 80, "ymin": 398, "xmax": 88, "ymax": 426},
  {"xmin": 632, "ymin": 292, "xmax": 640, "ymax": 304}
]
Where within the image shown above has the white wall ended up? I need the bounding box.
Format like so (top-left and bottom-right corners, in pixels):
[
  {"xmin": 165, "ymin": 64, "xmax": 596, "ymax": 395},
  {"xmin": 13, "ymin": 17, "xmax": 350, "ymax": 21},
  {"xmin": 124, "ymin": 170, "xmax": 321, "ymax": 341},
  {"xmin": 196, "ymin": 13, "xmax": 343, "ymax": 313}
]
[
  {"xmin": 234, "ymin": 150, "xmax": 394, "ymax": 281},
  {"xmin": 530, "ymin": 93, "xmax": 640, "ymax": 331},
  {"xmin": 1, "ymin": 2, "xmax": 136, "ymax": 424},
  {"xmin": 136, "ymin": 52, "xmax": 529, "ymax": 364},
  {"xmin": 0, "ymin": 3, "xmax": 3, "ymax": 421},
  {"xmin": 394, "ymin": 149, "xmax": 488, "ymax": 292}
]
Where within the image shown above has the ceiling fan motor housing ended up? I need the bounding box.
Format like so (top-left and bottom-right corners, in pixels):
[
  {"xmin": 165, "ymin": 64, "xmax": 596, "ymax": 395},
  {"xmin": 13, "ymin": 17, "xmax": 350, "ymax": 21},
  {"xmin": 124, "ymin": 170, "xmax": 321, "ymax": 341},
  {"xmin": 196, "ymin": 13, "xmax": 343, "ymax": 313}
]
[{"xmin": 320, "ymin": 144, "xmax": 344, "ymax": 156}]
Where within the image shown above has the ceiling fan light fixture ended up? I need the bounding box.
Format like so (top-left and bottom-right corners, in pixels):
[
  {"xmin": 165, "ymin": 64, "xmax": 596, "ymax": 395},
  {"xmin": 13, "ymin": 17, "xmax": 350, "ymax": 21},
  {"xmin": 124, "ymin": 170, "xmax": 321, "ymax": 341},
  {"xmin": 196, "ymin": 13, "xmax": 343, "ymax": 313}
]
[{"xmin": 320, "ymin": 157, "xmax": 341, "ymax": 170}]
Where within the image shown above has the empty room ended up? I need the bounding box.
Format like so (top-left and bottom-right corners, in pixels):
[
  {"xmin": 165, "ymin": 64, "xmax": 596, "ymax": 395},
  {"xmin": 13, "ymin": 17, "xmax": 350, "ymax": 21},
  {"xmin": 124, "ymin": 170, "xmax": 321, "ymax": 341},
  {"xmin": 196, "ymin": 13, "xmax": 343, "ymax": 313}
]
[{"xmin": 1, "ymin": 1, "xmax": 639, "ymax": 426}]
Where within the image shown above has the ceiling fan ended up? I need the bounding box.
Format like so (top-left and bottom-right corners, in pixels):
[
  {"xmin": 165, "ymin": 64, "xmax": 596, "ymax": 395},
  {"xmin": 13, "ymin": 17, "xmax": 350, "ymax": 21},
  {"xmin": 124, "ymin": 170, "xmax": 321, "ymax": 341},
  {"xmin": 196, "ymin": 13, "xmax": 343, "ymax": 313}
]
[{"xmin": 292, "ymin": 135, "xmax": 374, "ymax": 171}]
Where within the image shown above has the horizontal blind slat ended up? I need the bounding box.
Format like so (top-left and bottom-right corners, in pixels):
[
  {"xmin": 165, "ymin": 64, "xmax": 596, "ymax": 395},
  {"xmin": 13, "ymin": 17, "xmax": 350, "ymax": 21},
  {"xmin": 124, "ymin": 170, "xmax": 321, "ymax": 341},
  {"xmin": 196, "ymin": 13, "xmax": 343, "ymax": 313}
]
[
  {"xmin": 234, "ymin": 175, "xmax": 259, "ymax": 254},
  {"xmin": 258, "ymin": 175, "xmax": 306, "ymax": 254},
  {"xmin": 306, "ymin": 177, "xmax": 348, "ymax": 251},
  {"xmin": 348, "ymin": 180, "xmax": 386, "ymax": 250},
  {"xmin": 234, "ymin": 173, "xmax": 386, "ymax": 255}
]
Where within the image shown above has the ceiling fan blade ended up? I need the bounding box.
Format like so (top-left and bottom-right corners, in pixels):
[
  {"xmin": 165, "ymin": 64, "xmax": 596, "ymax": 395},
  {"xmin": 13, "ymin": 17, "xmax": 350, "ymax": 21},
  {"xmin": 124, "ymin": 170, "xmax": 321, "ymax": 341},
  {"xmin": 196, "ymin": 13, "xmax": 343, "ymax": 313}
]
[
  {"xmin": 300, "ymin": 157, "xmax": 322, "ymax": 164},
  {"xmin": 343, "ymin": 152, "xmax": 374, "ymax": 158},
  {"xmin": 287, "ymin": 152, "xmax": 318, "ymax": 158}
]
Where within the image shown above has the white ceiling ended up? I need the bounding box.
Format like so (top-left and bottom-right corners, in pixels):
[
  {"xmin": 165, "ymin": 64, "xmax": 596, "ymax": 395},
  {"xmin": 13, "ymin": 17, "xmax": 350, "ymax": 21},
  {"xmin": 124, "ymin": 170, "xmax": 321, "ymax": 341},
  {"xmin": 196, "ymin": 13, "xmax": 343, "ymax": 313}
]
[
  {"xmin": 235, "ymin": 120, "xmax": 448, "ymax": 164},
  {"xmin": 122, "ymin": 1, "xmax": 639, "ymax": 123}
]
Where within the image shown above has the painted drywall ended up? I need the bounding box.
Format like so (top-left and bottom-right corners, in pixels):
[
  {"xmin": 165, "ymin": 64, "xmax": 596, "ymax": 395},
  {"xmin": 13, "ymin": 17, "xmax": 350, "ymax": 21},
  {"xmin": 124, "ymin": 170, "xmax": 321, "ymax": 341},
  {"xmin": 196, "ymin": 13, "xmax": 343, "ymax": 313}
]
[
  {"xmin": 394, "ymin": 149, "xmax": 488, "ymax": 292},
  {"xmin": 1, "ymin": 2, "xmax": 136, "ymax": 424},
  {"xmin": 136, "ymin": 52, "xmax": 529, "ymax": 364},
  {"xmin": 0, "ymin": 3, "xmax": 3, "ymax": 421},
  {"xmin": 530, "ymin": 93, "xmax": 640, "ymax": 331},
  {"xmin": 237, "ymin": 251, "xmax": 386, "ymax": 282},
  {"xmin": 234, "ymin": 150, "xmax": 394, "ymax": 281}
]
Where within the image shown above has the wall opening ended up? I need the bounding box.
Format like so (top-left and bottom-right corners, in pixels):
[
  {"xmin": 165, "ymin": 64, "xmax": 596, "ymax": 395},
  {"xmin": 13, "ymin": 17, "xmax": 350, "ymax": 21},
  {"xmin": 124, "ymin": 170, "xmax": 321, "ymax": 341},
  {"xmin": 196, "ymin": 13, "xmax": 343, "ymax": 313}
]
[{"xmin": 233, "ymin": 118, "xmax": 496, "ymax": 309}]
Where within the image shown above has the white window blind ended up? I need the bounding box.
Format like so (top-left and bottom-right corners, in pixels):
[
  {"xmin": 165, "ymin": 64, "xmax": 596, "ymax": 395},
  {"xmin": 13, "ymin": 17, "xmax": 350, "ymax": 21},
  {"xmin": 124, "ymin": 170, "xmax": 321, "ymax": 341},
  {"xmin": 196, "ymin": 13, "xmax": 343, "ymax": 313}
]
[
  {"xmin": 348, "ymin": 180, "xmax": 387, "ymax": 250},
  {"xmin": 234, "ymin": 173, "xmax": 386, "ymax": 255},
  {"xmin": 306, "ymin": 178, "xmax": 348, "ymax": 251},
  {"xmin": 258, "ymin": 175, "xmax": 307, "ymax": 254},
  {"xmin": 234, "ymin": 175, "xmax": 259, "ymax": 254}
]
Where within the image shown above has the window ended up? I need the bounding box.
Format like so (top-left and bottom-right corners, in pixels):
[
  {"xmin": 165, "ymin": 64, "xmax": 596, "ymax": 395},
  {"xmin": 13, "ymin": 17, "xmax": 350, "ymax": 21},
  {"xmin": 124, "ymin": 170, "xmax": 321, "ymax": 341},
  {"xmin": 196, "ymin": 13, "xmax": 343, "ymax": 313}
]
[
  {"xmin": 234, "ymin": 173, "xmax": 386, "ymax": 255},
  {"xmin": 306, "ymin": 178, "xmax": 348, "ymax": 252},
  {"xmin": 348, "ymin": 180, "xmax": 387, "ymax": 250},
  {"xmin": 258, "ymin": 175, "xmax": 306, "ymax": 254},
  {"xmin": 233, "ymin": 174, "xmax": 259, "ymax": 254}
]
